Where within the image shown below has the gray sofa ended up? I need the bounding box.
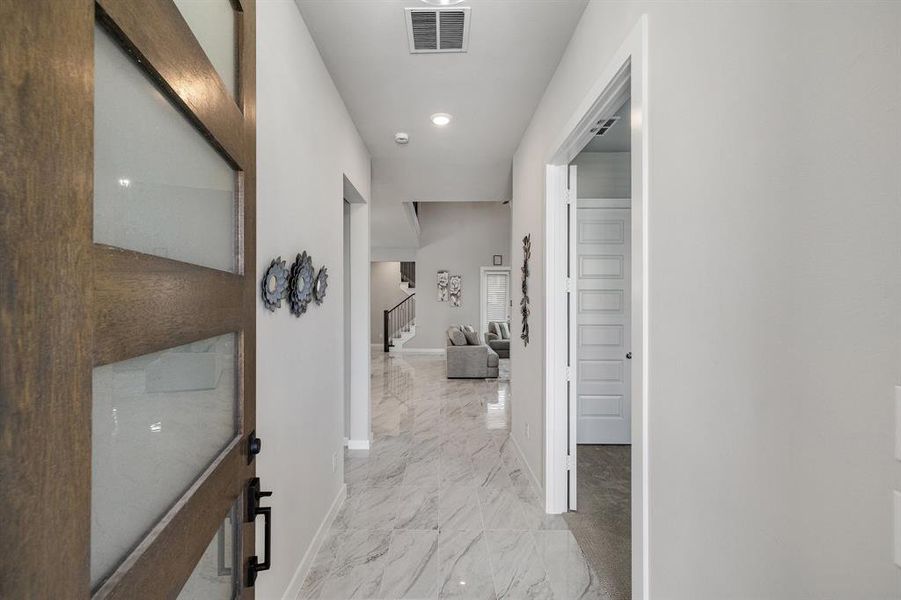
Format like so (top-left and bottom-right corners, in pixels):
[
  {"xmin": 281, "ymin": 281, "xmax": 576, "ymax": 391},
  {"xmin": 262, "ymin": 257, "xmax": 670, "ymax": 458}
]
[
  {"xmin": 446, "ymin": 326, "xmax": 499, "ymax": 379},
  {"xmin": 484, "ymin": 321, "xmax": 511, "ymax": 358}
]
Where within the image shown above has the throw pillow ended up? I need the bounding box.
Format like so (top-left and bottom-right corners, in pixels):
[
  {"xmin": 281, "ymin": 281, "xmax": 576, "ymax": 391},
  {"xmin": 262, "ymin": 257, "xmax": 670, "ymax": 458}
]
[
  {"xmin": 448, "ymin": 327, "xmax": 467, "ymax": 346},
  {"xmin": 499, "ymin": 322, "xmax": 510, "ymax": 339},
  {"xmin": 464, "ymin": 329, "xmax": 482, "ymax": 345}
]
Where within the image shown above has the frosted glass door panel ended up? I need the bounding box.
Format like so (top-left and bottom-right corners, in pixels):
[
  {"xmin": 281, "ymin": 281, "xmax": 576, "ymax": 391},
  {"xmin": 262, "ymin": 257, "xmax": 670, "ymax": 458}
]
[
  {"xmin": 94, "ymin": 25, "xmax": 237, "ymax": 273},
  {"xmin": 174, "ymin": 0, "xmax": 237, "ymax": 97},
  {"xmin": 178, "ymin": 502, "xmax": 239, "ymax": 599},
  {"xmin": 91, "ymin": 334, "xmax": 238, "ymax": 587}
]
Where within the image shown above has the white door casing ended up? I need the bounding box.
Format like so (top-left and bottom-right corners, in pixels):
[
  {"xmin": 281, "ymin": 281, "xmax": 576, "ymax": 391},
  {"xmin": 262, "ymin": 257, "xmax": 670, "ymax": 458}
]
[
  {"xmin": 576, "ymin": 199, "xmax": 631, "ymax": 444},
  {"xmin": 544, "ymin": 16, "xmax": 647, "ymax": 598},
  {"xmin": 566, "ymin": 165, "xmax": 578, "ymax": 510}
]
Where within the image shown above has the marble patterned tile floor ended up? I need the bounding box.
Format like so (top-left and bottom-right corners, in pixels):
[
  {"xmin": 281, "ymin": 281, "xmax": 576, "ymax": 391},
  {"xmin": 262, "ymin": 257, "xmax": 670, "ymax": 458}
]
[{"xmin": 298, "ymin": 353, "xmax": 613, "ymax": 600}]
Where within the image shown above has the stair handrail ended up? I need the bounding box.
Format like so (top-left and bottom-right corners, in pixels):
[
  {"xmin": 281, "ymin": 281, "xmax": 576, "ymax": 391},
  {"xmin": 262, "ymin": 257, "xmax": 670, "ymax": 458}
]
[
  {"xmin": 387, "ymin": 293, "xmax": 414, "ymax": 313},
  {"xmin": 383, "ymin": 293, "xmax": 416, "ymax": 353}
]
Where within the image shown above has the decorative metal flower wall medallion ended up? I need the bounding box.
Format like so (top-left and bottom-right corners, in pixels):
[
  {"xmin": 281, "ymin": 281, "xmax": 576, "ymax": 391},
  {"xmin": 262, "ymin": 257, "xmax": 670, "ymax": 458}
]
[
  {"xmin": 313, "ymin": 266, "xmax": 329, "ymax": 305},
  {"xmin": 520, "ymin": 234, "xmax": 531, "ymax": 346},
  {"xmin": 261, "ymin": 257, "xmax": 288, "ymax": 312},
  {"xmin": 288, "ymin": 251, "xmax": 315, "ymax": 316}
]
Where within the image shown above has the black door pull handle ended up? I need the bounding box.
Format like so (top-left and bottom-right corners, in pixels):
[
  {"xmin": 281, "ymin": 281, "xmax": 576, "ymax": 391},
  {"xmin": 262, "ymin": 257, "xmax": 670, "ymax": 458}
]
[
  {"xmin": 246, "ymin": 478, "xmax": 273, "ymax": 587},
  {"xmin": 247, "ymin": 506, "xmax": 271, "ymax": 586}
]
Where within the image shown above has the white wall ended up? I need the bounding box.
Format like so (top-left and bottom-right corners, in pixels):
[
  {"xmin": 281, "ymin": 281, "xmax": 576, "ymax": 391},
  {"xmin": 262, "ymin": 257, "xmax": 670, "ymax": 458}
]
[
  {"xmin": 512, "ymin": 1, "xmax": 901, "ymax": 598},
  {"xmin": 573, "ymin": 151, "xmax": 630, "ymax": 198},
  {"xmin": 371, "ymin": 246, "xmax": 417, "ymax": 262},
  {"xmin": 257, "ymin": 2, "xmax": 370, "ymax": 598},
  {"xmin": 406, "ymin": 202, "xmax": 512, "ymax": 349},
  {"xmin": 370, "ymin": 261, "xmax": 409, "ymax": 344}
]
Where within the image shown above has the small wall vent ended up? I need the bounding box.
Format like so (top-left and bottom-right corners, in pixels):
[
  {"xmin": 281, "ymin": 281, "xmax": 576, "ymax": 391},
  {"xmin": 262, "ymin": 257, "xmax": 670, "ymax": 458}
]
[
  {"xmin": 591, "ymin": 116, "xmax": 620, "ymax": 136},
  {"xmin": 405, "ymin": 7, "xmax": 470, "ymax": 53}
]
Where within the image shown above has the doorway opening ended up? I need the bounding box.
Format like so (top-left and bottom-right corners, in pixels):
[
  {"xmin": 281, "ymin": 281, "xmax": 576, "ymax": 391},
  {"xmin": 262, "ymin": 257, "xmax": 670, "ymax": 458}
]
[
  {"xmin": 480, "ymin": 265, "xmax": 512, "ymax": 375},
  {"xmin": 344, "ymin": 200, "xmax": 352, "ymax": 440},
  {"xmin": 343, "ymin": 175, "xmax": 371, "ymax": 451},
  {"xmin": 480, "ymin": 266, "xmax": 512, "ymax": 339},
  {"xmin": 371, "ymin": 260, "xmax": 417, "ymax": 354},
  {"xmin": 564, "ymin": 94, "xmax": 632, "ymax": 599},
  {"xmin": 543, "ymin": 15, "xmax": 648, "ymax": 599}
]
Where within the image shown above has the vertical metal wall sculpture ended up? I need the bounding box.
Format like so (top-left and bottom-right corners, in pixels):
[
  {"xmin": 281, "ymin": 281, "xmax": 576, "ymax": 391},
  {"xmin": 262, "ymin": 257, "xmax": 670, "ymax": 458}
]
[{"xmin": 520, "ymin": 234, "xmax": 531, "ymax": 346}]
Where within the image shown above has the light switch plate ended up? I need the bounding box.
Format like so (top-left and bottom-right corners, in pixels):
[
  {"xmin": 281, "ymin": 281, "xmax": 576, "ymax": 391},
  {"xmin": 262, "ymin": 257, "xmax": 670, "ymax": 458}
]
[
  {"xmin": 895, "ymin": 386, "xmax": 901, "ymax": 461},
  {"xmin": 895, "ymin": 491, "xmax": 901, "ymax": 568}
]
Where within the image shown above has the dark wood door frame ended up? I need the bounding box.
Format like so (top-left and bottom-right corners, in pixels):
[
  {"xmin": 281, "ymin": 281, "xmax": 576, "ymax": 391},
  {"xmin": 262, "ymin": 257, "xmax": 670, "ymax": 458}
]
[{"xmin": 0, "ymin": 1, "xmax": 257, "ymax": 598}]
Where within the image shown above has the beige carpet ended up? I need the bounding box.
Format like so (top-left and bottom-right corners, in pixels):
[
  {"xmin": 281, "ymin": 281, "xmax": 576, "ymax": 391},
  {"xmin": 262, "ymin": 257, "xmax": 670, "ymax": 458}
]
[{"xmin": 564, "ymin": 445, "xmax": 632, "ymax": 600}]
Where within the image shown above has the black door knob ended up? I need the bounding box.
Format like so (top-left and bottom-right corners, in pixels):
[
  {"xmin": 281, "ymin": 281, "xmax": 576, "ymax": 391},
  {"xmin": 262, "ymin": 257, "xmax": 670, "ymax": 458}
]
[
  {"xmin": 626, "ymin": 352, "xmax": 632, "ymax": 359},
  {"xmin": 247, "ymin": 431, "xmax": 262, "ymax": 464}
]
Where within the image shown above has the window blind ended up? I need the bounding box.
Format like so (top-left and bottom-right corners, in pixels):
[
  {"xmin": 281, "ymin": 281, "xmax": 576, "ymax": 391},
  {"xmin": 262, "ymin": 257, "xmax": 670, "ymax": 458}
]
[{"xmin": 486, "ymin": 272, "xmax": 509, "ymax": 323}]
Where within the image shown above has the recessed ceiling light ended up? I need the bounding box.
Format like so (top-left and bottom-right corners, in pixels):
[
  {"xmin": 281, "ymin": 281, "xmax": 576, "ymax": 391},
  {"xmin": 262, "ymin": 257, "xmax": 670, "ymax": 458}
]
[
  {"xmin": 430, "ymin": 113, "xmax": 452, "ymax": 127},
  {"xmin": 420, "ymin": 0, "xmax": 465, "ymax": 5}
]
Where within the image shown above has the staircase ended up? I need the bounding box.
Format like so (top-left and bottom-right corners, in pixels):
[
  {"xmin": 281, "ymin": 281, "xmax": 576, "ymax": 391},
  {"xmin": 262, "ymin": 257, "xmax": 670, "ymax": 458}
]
[
  {"xmin": 383, "ymin": 293, "xmax": 416, "ymax": 353},
  {"xmin": 388, "ymin": 322, "xmax": 416, "ymax": 354}
]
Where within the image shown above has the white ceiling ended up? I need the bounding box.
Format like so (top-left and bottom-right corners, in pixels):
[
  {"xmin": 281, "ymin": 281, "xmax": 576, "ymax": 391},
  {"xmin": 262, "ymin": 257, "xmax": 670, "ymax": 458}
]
[{"xmin": 296, "ymin": 0, "xmax": 588, "ymax": 247}]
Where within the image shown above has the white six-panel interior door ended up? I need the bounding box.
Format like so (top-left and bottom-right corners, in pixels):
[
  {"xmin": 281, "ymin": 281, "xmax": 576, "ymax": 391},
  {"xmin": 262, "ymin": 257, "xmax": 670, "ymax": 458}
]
[{"xmin": 576, "ymin": 198, "xmax": 632, "ymax": 444}]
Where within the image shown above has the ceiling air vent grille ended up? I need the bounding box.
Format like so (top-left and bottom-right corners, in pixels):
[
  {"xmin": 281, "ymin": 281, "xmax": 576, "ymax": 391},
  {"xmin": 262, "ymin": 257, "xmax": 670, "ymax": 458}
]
[
  {"xmin": 410, "ymin": 11, "xmax": 437, "ymax": 51},
  {"xmin": 405, "ymin": 7, "xmax": 471, "ymax": 53},
  {"xmin": 592, "ymin": 116, "xmax": 620, "ymax": 136}
]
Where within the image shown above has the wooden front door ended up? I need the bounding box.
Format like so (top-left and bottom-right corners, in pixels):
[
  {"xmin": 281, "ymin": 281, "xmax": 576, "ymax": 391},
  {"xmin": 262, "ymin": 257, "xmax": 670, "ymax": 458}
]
[{"xmin": 1, "ymin": 1, "xmax": 260, "ymax": 597}]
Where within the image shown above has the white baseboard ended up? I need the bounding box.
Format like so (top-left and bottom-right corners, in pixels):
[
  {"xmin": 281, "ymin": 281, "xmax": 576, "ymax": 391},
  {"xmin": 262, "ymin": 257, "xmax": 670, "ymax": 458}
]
[
  {"xmin": 394, "ymin": 348, "xmax": 445, "ymax": 355},
  {"xmin": 282, "ymin": 483, "xmax": 347, "ymax": 600},
  {"xmin": 346, "ymin": 439, "xmax": 370, "ymax": 450},
  {"xmin": 510, "ymin": 432, "xmax": 544, "ymax": 507}
]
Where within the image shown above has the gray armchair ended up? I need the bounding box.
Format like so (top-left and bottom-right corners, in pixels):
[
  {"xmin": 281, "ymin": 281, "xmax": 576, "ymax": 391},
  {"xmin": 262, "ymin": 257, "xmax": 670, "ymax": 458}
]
[
  {"xmin": 446, "ymin": 326, "xmax": 499, "ymax": 378},
  {"xmin": 484, "ymin": 321, "xmax": 510, "ymax": 358}
]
